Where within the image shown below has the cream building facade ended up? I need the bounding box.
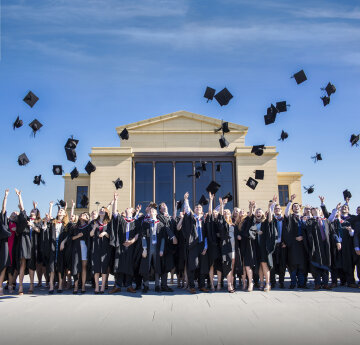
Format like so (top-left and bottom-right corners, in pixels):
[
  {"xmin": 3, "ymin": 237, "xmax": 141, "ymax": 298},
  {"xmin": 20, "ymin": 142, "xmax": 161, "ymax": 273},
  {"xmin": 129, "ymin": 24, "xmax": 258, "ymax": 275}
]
[{"xmin": 63, "ymin": 111, "xmax": 302, "ymax": 214}]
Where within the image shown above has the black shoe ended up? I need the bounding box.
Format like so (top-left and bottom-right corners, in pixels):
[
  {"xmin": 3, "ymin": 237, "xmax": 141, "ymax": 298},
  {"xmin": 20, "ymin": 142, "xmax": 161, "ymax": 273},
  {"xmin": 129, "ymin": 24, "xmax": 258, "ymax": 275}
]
[
  {"xmin": 135, "ymin": 285, "xmax": 141, "ymax": 291},
  {"xmin": 94, "ymin": 291, "xmax": 99, "ymax": 295},
  {"xmin": 48, "ymin": 290, "xmax": 54, "ymax": 295},
  {"xmin": 57, "ymin": 289, "xmax": 63, "ymax": 294},
  {"xmin": 279, "ymin": 282, "xmax": 285, "ymax": 289},
  {"xmin": 299, "ymin": 284, "xmax": 308, "ymax": 289},
  {"xmin": 142, "ymin": 286, "xmax": 149, "ymax": 294},
  {"xmin": 73, "ymin": 290, "xmax": 78, "ymax": 295},
  {"xmin": 289, "ymin": 284, "xmax": 296, "ymax": 289},
  {"xmin": 161, "ymin": 286, "xmax": 173, "ymax": 292},
  {"xmin": 99, "ymin": 291, "xmax": 104, "ymax": 294},
  {"xmin": 81, "ymin": 290, "xmax": 86, "ymax": 294},
  {"xmin": 155, "ymin": 286, "xmax": 161, "ymax": 293}
]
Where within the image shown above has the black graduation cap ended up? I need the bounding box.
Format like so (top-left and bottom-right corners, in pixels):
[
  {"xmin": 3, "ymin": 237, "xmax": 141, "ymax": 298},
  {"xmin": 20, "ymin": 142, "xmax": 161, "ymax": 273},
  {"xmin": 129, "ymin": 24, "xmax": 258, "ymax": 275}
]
[
  {"xmin": 198, "ymin": 195, "xmax": 209, "ymax": 206},
  {"xmin": 350, "ymin": 134, "xmax": 359, "ymax": 147},
  {"xmin": 85, "ymin": 161, "xmax": 96, "ymax": 175},
  {"xmin": 18, "ymin": 153, "xmax": 30, "ymax": 166},
  {"xmin": 23, "ymin": 91, "xmax": 39, "ymax": 108},
  {"xmin": 206, "ymin": 181, "xmax": 221, "ymax": 195},
  {"xmin": 219, "ymin": 135, "xmax": 229, "ymax": 148},
  {"xmin": 52, "ymin": 165, "xmax": 63, "ymax": 175},
  {"xmin": 311, "ymin": 153, "xmax": 322, "ymax": 163},
  {"xmin": 254, "ymin": 170, "xmax": 264, "ymax": 180},
  {"xmin": 214, "ymin": 88, "xmax": 233, "ymax": 106},
  {"xmin": 264, "ymin": 113, "xmax": 276, "ymax": 125},
  {"xmin": 33, "ymin": 175, "xmax": 45, "ymax": 185},
  {"xmin": 56, "ymin": 199, "xmax": 66, "ymax": 208},
  {"xmin": 215, "ymin": 121, "xmax": 230, "ymax": 134},
  {"xmin": 321, "ymin": 96, "xmax": 330, "ymax": 106},
  {"xmin": 251, "ymin": 145, "xmax": 265, "ymax": 156},
  {"xmin": 276, "ymin": 101, "xmax": 289, "ymax": 113},
  {"xmin": 304, "ymin": 185, "xmax": 315, "ymax": 194},
  {"xmin": 279, "ymin": 130, "xmax": 289, "ymax": 141},
  {"xmin": 65, "ymin": 148, "xmax": 77, "ymax": 162},
  {"xmin": 176, "ymin": 200, "xmax": 184, "ymax": 210},
  {"xmin": 80, "ymin": 194, "xmax": 89, "ymax": 208},
  {"xmin": 196, "ymin": 162, "xmax": 207, "ymax": 171},
  {"xmin": 119, "ymin": 128, "xmax": 129, "ymax": 140},
  {"xmin": 113, "ymin": 178, "xmax": 123, "ymax": 189},
  {"xmin": 292, "ymin": 70, "xmax": 307, "ymax": 84},
  {"xmin": 204, "ymin": 86, "xmax": 216, "ymax": 102},
  {"xmin": 187, "ymin": 171, "xmax": 201, "ymax": 179},
  {"xmin": 13, "ymin": 116, "xmax": 23, "ymax": 130},
  {"xmin": 246, "ymin": 177, "xmax": 258, "ymax": 190},
  {"xmin": 322, "ymin": 82, "xmax": 336, "ymax": 96},
  {"xmin": 64, "ymin": 137, "xmax": 79, "ymax": 150},
  {"xmin": 70, "ymin": 167, "xmax": 79, "ymax": 180},
  {"xmin": 222, "ymin": 192, "xmax": 233, "ymax": 202},
  {"xmin": 343, "ymin": 189, "xmax": 352, "ymax": 200},
  {"xmin": 267, "ymin": 104, "xmax": 278, "ymax": 115},
  {"xmin": 216, "ymin": 164, "xmax": 221, "ymax": 172},
  {"xmin": 29, "ymin": 119, "xmax": 43, "ymax": 137}
]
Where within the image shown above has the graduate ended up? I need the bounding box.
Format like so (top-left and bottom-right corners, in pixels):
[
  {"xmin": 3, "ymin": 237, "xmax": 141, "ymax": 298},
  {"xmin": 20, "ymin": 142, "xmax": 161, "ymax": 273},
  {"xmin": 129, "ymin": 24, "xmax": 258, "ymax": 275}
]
[
  {"xmin": 110, "ymin": 193, "xmax": 139, "ymax": 294},
  {"xmin": 6, "ymin": 210, "xmax": 18, "ymax": 293},
  {"xmin": 234, "ymin": 208, "xmax": 247, "ymax": 290},
  {"xmin": 284, "ymin": 194, "xmax": 308, "ymax": 289},
  {"xmin": 71, "ymin": 212, "xmax": 90, "ymax": 294},
  {"xmin": 0, "ymin": 189, "xmax": 11, "ymax": 296},
  {"xmin": 90, "ymin": 207, "xmax": 111, "ymax": 294}
]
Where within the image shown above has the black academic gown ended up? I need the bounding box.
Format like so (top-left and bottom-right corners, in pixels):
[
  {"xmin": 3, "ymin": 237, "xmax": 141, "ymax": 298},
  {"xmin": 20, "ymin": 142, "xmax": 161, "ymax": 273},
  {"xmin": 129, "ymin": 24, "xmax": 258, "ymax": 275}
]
[
  {"xmin": 71, "ymin": 223, "xmax": 90, "ymax": 277},
  {"xmin": 271, "ymin": 217, "xmax": 288, "ymax": 274},
  {"xmin": 305, "ymin": 218, "xmax": 331, "ymax": 271},
  {"xmin": 0, "ymin": 212, "xmax": 11, "ymax": 272},
  {"xmin": 206, "ymin": 214, "xmax": 221, "ymax": 269},
  {"xmin": 110, "ymin": 215, "xmax": 139, "ymax": 276},
  {"xmin": 354, "ymin": 217, "xmax": 360, "ymax": 265},
  {"xmin": 217, "ymin": 215, "xmax": 242, "ymax": 277},
  {"xmin": 90, "ymin": 221, "xmax": 111, "ymax": 275}
]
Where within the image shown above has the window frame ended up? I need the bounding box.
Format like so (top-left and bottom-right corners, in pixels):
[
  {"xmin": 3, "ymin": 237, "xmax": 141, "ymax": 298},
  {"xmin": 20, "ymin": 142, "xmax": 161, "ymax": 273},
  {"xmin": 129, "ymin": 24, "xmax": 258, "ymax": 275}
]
[{"xmin": 76, "ymin": 186, "xmax": 89, "ymax": 209}]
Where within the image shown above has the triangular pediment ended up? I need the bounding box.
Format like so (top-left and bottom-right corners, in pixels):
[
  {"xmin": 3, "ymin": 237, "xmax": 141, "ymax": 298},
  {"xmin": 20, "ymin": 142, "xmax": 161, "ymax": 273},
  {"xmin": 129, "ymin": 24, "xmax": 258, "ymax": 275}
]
[{"xmin": 116, "ymin": 110, "xmax": 248, "ymax": 134}]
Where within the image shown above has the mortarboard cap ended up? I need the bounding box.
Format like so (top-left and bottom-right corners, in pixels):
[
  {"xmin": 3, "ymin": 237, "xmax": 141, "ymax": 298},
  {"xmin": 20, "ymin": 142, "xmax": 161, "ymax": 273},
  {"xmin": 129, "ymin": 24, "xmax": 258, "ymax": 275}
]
[
  {"xmin": 311, "ymin": 153, "xmax": 322, "ymax": 163},
  {"xmin": 215, "ymin": 121, "xmax": 230, "ymax": 134},
  {"xmin": 33, "ymin": 175, "xmax": 45, "ymax": 185},
  {"xmin": 198, "ymin": 195, "xmax": 209, "ymax": 206},
  {"xmin": 113, "ymin": 178, "xmax": 123, "ymax": 189},
  {"xmin": 219, "ymin": 135, "xmax": 229, "ymax": 148},
  {"xmin": 65, "ymin": 137, "xmax": 79, "ymax": 150},
  {"xmin": 264, "ymin": 113, "xmax": 276, "ymax": 125},
  {"xmin": 13, "ymin": 116, "xmax": 23, "ymax": 130},
  {"xmin": 292, "ymin": 70, "xmax": 307, "ymax": 84},
  {"xmin": 52, "ymin": 165, "xmax": 63, "ymax": 175},
  {"xmin": 18, "ymin": 153, "xmax": 30, "ymax": 166},
  {"xmin": 304, "ymin": 185, "xmax": 314, "ymax": 194},
  {"xmin": 119, "ymin": 128, "xmax": 129, "ymax": 140},
  {"xmin": 222, "ymin": 192, "xmax": 233, "ymax": 202},
  {"xmin": 29, "ymin": 119, "xmax": 43, "ymax": 136},
  {"xmin": 70, "ymin": 167, "xmax": 79, "ymax": 180},
  {"xmin": 251, "ymin": 145, "xmax": 265, "ymax": 156},
  {"xmin": 204, "ymin": 87, "xmax": 216, "ymax": 102},
  {"xmin": 246, "ymin": 177, "xmax": 258, "ymax": 190},
  {"xmin": 350, "ymin": 134, "xmax": 359, "ymax": 147},
  {"xmin": 255, "ymin": 170, "xmax": 264, "ymax": 180},
  {"xmin": 267, "ymin": 104, "xmax": 278, "ymax": 115},
  {"xmin": 80, "ymin": 194, "xmax": 89, "ymax": 208},
  {"xmin": 65, "ymin": 148, "xmax": 77, "ymax": 162},
  {"xmin": 216, "ymin": 164, "xmax": 221, "ymax": 172},
  {"xmin": 322, "ymin": 82, "xmax": 336, "ymax": 97},
  {"xmin": 214, "ymin": 88, "xmax": 233, "ymax": 106},
  {"xmin": 343, "ymin": 189, "xmax": 352, "ymax": 200},
  {"xmin": 279, "ymin": 130, "xmax": 289, "ymax": 141},
  {"xmin": 85, "ymin": 161, "xmax": 96, "ymax": 175},
  {"xmin": 206, "ymin": 180, "xmax": 221, "ymax": 195},
  {"xmin": 276, "ymin": 101, "xmax": 289, "ymax": 113},
  {"xmin": 57, "ymin": 199, "xmax": 66, "ymax": 208},
  {"xmin": 321, "ymin": 96, "xmax": 330, "ymax": 106},
  {"xmin": 23, "ymin": 91, "xmax": 39, "ymax": 108},
  {"xmin": 176, "ymin": 200, "xmax": 184, "ymax": 210}
]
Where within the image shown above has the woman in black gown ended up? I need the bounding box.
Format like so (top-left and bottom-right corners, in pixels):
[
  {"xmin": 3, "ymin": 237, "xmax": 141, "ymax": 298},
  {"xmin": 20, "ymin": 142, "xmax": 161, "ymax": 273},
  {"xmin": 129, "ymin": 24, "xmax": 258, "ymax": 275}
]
[{"xmin": 0, "ymin": 189, "xmax": 10, "ymax": 296}]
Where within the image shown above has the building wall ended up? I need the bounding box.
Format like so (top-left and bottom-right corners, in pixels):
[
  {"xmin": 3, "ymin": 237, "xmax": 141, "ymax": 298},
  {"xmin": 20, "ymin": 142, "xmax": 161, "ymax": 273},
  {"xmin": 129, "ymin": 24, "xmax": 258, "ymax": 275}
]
[
  {"xmin": 277, "ymin": 172, "xmax": 303, "ymax": 208},
  {"xmin": 63, "ymin": 174, "xmax": 90, "ymax": 215}
]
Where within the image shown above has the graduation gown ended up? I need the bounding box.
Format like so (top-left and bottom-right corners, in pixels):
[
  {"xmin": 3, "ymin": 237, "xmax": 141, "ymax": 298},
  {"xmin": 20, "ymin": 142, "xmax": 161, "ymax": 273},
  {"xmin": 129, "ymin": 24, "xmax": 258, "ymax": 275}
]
[
  {"xmin": 139, "ymin": 220, "xmax": 165, "ymax": 276},
  {"xmin": 90, "ymin": 221, "xmax": 111, "ymax": 275},
  {"xmin": 205, "ymin": 214, "xmax": 221, "ymax": 269},
  {"xmin": 109, "ymin": 215, "xmax": 139, "ymax": 276},
  {"xmin": 217, "ymin": 215, "xmax": 242, "ymax": 277},
  {"xmin": 271, "ymin": 218, "xmax": 288, "ymax": 274},
  {"xmin": 71, "ymin": 223, "xmax": 90, "ymax": 277},
  {"xmin": 305, "ymin": 218, "xmax": 331, "ymax": 271},
  {"xmin": 0, "ymin": 212, "xmax": 11, "ymax": 272}
]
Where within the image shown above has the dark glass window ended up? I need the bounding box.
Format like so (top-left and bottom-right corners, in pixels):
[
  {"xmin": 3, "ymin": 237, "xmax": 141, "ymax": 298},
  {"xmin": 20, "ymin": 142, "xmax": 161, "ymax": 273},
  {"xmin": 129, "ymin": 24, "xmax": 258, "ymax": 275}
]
[
  {"xmin": 156, "ymin": 162, "xmax": 173, "ymax": 215},
  {"xmin": 175, "ymin": 162, "xmax": 194, "ymax": 210},
  {"xmin": 135, "ymin": 163, "xmax": 154, "ymax": 212},
  {"xmin": 195, "ymin": 161, "xmax": 213, "ymax": 213},
  {"xmin": 76, "ymin": 186, "xmax": 88, "ymax": 209},
  {"xmin": 278, "ymin": 185, "xmax": 289, "ymax": 206},
  {"xmin": 215, "ymin": 162, "xmax": 234, "ymax": 210}
]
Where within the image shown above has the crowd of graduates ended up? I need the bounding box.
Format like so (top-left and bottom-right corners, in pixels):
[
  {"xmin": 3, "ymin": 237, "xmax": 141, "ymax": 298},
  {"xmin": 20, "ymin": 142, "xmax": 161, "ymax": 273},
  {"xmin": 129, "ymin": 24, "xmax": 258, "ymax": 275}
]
[{"xmin": 0, "ymin": 188, "xmax": 359, "ymax": 296}]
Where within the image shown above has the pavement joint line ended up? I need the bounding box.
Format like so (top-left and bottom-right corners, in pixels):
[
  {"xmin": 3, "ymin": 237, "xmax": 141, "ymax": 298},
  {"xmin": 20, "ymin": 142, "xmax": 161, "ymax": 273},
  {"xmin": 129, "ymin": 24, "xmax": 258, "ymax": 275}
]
[
  {"xmin": 206, "ymin": 299, "xmax": 211, "ymax": 308},
  {"xmin": 152, "ymin": 311, "xmax": 156, "ymax": 321}
]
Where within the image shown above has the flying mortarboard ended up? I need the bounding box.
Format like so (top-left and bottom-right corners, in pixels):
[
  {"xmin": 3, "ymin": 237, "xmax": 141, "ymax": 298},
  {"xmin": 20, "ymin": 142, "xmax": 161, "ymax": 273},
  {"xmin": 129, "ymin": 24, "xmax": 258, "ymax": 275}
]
[
  {"xmin": 85, "ymin": 161, "xmax": 96, "ymax": 175},
  {"xmin": 292, "ymin": 69, "xmax": 307, "ymax": 84},
  {"xmin": 52, "ymin": 165, "xmax": 63, "ymax": 175},
  {"xmin": 198, "ymin": 195, "xmax": 209, "ymax": 206},
  {"xmin": 276, "ymin": 101, "xmax": 289, "ymax": 113},
  {"xmin": 267, "ymin": 104, "xmax": 278, "ymax": 115},
  {"xmin": 251, "ymin": 145, "xmax": 265, "ymax": 156},
  {"xmin": 80, "ymin": 195, "xmax": 89, "ymax": 208},
  {"xmin": 222, "ymin": 192, "xmax": 233, "ymax": 202},
  {"xmin": 216, "ymin": 164, "xmax": 221, "ymax": 172},
  {"xmin": 264, "ymin": 113, "xmax": 276, "ymax": 125},
  {"xmin": 215, "ymin": 121, "xmax": 230, "ymax": 134},
  {"xmin": 18, "ymin": 153, "xmax": 30, "ymax": 166},
  {"xmin": 322, "ymin": 82, "xmax": 336, "ymax": 97},
  {"xmin": 246, "ymin": 177, "xmax": 258, "ymax": 190},
  {"xmin": 321, "ymin": 96, "xmax": 330, "ymax": 106},
  {"xmin": 214, "ymin": 88, "xmax": 233, "ymax": 106},
  {"xmin": 23, "ymin": 91, "xmax": 39, "ymax": 108},
  {"xmin": 65, "ymin": 148, "xmax": 77, "ymax": 162},
  {"xmin": 64, "ymin": 137, "xmax": 79, "ymax": 150},
  {"xmin": 204, "ymin": 86, "xmax": 216, "ymax": 102},
  {"xmin": 176, "ymin": 200, "xmax": 184, "ymax": 210},
  {"xmin": 13, "ymin": 116, "xmax": 23, "ymax": 130},
  {"xmin": 113, "ymin": 178, "xmax": 123, "ymax": 189},
  {"xmin": 304, "ymin": 185, "xmax": 314, "ymax": 194},
  {"xmin": 206, "ymin": 181, "xmax": 221, "ymax": 195},
  {"xmin": 188, "ymin": 171, "xmax": 201, "ymax": 179},
  {"xmin": 254, "ymin": 170, "xmax": 264, "ymax": 180},
  {"xmin": 33, "ymin": 175, "xmax": 45, "ymax": 185},
  {"xmin": 29, "ymin": 119, "xmax": 43, "ymax": 137},
  {"xmin": 350, "ymin": 134, "xmax": 359, "ymax": 147},
  {"xmin": 119, "ymin": 128, "xmax": 129, "ymax": 140},
  {"xmin": 311, "ymin": 153, "xmax": 322, "ymax": 163},
  {"xmin": 219, "ymin": 135, "xmax": 229, "ymax": 148},
  {"xmin": 57, "ymin": 199, "xmax": 66, "ymax": 208},
  {"xmin": 70, "ymin": 167, "xmax": 79, "ymax": 180},
  {"xmin": 279, "ymin": 130, "xmax": 289, "ymax": 141},
  {"xmin": 343, "ymin": 189, "xmax": 352, "ymax": 200}
]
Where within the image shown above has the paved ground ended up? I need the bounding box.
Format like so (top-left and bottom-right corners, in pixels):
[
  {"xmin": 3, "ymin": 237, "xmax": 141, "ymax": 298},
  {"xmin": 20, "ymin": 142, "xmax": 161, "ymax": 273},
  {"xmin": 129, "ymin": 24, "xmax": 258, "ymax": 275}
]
[{"xmin": 1, "ymin": 276, "xmax": 360, "ymax": 345}]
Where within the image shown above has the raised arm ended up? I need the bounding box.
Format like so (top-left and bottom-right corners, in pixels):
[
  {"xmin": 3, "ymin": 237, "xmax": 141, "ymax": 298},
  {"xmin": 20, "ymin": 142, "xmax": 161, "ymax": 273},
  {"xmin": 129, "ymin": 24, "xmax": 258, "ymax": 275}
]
[
  {"xmin": 219, "ymin": 197, "xmax": 224, "ymax": 216},
  {"xmin": 208, "ymin": 192, "xmax": 214, "ymax": 215},
  {"xmin": 49, "ymin": 201, "xmax": 54, "ymax": 219},
  {"xmin": 15, "ymin": 189, "xmax": 24, "ymax": 212},
  {"xmin": 183, "ymin": 192, "xmax": 192, "ymax": 215},
  {"xmin": 2, "ymin": 189, "xmax": 9, "ymax": 215},
  {"xmin": 285, "ymin": 194, "xmax": 296, "ymax": 218},
  {"xmin": 70, "ymin": 200, "xmax": 75, "ymax": 218},
  {"xmin": 328, "ymin": 203, "xmax": 341, "ymax": 223},
  {"xmin": 267, "ymin": 200, "xmax": 273, "ymax": 222},
  {"xmin": 248, "ymin": 201, "xmax": 255, "ymax": 217},
  {"xmin": 112, "ymin": 192, "xmax": 118, "ymax": 216}
]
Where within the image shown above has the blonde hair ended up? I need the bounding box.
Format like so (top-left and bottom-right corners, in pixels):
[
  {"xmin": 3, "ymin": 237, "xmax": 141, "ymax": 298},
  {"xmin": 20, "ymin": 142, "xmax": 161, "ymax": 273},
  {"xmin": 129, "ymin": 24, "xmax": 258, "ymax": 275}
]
[
  {"xmin": 255, "ymin": 208, "xmax": 266, "ymax": 223},
  {"xmin": 53, "ymin": 210, "xmax": 69, "ymax": 227}
]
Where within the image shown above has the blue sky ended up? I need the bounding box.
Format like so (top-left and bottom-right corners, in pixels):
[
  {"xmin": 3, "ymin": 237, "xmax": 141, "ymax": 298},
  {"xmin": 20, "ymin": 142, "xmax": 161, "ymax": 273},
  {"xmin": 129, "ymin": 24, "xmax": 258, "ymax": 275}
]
[{"xmin": 0, "ymin": 0, "xmax": 359, "ymax": 215}]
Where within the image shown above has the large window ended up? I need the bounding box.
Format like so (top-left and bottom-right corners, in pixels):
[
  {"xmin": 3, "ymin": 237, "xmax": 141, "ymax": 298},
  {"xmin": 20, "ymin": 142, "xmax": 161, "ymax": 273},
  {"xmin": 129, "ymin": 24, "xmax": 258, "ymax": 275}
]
[
  {"xmin": 76, "ymin": 186, "xmax": 88, "ymax": 209},
  {"xmin": 135, "ymin": 163, "xmax": 153, "ymax": 212},
  {"xmin": 278, "ymin": 185, "xmax": 289, "ymax": 206},
  {"xmin": 135, "ymin": 159, "xmax": 234, "ymax": 212}
]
